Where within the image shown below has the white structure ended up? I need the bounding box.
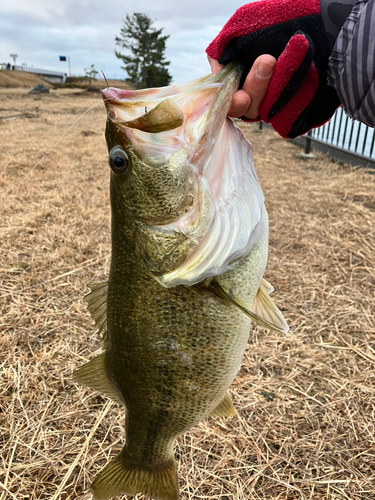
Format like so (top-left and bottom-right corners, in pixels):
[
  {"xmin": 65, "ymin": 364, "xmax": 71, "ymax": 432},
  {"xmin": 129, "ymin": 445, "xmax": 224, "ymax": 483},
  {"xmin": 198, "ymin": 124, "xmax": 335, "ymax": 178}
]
[{"xmin": 0, "ymin": 64, "xmax": 67, "ymax": 84}]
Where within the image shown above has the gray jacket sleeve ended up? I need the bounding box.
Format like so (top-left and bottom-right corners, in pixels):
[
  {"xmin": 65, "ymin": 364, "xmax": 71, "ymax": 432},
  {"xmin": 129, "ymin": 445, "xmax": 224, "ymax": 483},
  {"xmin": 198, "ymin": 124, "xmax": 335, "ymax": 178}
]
[{"xmin": 326, "ymin": 0, "xmax": 375, "ymax": 127}]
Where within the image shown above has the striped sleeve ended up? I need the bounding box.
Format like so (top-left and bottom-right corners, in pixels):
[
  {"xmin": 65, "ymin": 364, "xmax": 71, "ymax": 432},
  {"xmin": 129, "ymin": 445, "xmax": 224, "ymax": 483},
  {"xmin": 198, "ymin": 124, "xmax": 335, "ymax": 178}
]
[{"xmin": 327, "ymin": 0, "xmax": 375, "ymax": 127}]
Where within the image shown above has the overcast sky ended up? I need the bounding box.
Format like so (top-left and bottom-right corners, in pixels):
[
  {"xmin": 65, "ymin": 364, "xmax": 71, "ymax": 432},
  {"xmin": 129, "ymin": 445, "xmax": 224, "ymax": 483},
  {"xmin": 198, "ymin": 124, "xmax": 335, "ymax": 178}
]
[{"xmin": 0, "ymin": 0, "xmax": 250, "ymax": 84}]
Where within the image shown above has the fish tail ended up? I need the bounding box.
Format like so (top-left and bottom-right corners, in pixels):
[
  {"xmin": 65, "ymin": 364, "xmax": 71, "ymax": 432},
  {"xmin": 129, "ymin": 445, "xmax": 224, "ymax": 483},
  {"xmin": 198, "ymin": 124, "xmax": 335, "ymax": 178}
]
[{"xmin": 91, "ymin": 449, "xmax": 179, "ymax": 500}]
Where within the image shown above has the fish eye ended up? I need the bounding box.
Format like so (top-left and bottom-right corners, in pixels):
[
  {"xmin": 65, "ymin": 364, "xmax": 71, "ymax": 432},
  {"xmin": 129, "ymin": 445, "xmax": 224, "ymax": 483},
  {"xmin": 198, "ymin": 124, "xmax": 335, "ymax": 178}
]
[{"xmin": 109, "ymin": 147, "xmax": 129, "ymax": 174}]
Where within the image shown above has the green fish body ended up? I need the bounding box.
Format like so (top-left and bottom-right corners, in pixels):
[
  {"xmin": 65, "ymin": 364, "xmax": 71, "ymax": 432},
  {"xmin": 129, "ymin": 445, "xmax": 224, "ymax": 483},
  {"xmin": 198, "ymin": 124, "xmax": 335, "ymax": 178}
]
[{"xmin": 74, "ymin": 64, "xmax": 288, "ymax": 500}]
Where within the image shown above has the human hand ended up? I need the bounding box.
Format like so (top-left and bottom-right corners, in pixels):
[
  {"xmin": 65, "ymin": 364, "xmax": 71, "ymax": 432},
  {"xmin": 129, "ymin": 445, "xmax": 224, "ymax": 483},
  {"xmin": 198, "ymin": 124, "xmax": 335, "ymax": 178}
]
[{"xmin": 208, "ymin": 54, "xmax": 276, "ymax": 120}]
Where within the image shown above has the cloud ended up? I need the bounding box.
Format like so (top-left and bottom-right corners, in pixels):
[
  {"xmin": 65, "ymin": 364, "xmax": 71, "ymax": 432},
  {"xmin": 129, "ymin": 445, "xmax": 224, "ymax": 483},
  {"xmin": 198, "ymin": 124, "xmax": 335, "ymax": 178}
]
[{"xmin": 0, "ymin": 0, "xmax": 248, "ymax": 82}]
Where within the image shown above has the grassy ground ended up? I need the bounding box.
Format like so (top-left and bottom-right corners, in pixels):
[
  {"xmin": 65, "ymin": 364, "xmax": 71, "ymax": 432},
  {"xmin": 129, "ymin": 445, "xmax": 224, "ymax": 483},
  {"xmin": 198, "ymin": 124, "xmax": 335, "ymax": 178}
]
[{"xmin": 0, "ymin": 87, "xmax": 374, "ymax": 500}]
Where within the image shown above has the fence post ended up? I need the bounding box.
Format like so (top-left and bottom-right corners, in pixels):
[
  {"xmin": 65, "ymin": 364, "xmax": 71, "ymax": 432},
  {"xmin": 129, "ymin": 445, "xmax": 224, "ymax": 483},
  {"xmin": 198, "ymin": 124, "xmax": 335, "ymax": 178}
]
[{"xmin": 305, "ymin": 130, "xmax": 312, "ymax": 155}]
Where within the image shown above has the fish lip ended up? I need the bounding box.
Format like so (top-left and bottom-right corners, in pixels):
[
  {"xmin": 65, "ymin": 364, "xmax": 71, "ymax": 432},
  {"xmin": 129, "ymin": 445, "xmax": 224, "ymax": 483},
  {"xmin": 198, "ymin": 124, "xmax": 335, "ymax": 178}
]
[{"xmin": 102, "ymin": 87, "xmax": 137, "ymax": 102}]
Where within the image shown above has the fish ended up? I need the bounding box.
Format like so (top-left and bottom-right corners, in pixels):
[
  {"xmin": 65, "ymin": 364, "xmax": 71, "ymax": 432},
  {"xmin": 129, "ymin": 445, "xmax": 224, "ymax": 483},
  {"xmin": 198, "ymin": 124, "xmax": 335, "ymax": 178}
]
[{"xmin": 73, "ymin": 63, "xmax": 288, "ymax": 500}]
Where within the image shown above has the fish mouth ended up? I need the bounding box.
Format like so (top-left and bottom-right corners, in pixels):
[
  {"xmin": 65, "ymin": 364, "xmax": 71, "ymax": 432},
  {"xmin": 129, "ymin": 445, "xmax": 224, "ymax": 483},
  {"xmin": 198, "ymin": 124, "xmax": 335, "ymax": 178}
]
[
  {"xmin": 103, "ymin": 64, "xmax": 267, "ymax": 288},
  {"xmin": 101, "ymin": 63, "xmax": 241, "ymax": 135}
]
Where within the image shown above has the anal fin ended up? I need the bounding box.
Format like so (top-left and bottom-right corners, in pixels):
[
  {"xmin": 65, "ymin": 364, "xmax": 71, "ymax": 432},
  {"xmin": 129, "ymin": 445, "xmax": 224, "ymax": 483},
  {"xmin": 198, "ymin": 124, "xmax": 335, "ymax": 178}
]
[
  {"xmin": 91, "ymin": 449, "xmax": 178, "ymax": 500},
  {"xmin": 210, "ymin": 391, "xmax": 237, "ymax": 417},
  {"xmin": 73, "ymin": 352, "xmax": 122, "ymax": 405}
]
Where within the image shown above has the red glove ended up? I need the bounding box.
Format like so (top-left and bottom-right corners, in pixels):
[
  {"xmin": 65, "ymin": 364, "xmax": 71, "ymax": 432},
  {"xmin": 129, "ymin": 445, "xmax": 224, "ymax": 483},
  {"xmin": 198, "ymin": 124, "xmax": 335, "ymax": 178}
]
[{"xmin": 206, "ymin": 0, "xmax": 341, "ymax": 139}]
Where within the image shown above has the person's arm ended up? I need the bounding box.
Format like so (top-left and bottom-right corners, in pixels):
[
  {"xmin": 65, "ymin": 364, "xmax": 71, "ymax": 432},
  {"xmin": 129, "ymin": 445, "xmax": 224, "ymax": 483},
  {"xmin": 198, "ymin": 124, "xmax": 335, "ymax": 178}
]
[
  {"xmin": 327, "ymin": 0, "xmax": 375, "ymax": 127},
  {"xmin": 206, "ymin": 0, "xmax": 361, "ymax": 138}
]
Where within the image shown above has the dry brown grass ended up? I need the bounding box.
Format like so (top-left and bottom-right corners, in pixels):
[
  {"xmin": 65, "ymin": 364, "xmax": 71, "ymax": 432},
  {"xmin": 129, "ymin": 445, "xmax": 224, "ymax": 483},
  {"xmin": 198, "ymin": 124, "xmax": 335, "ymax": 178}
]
[
  {"xmin": 0, "ymin": 88, "xmax": 374, "ymax": 500},
  {"xmin": 65, "ymin": 77, "xmax": 130, "ymax": 90},
  {"xmin": 0, "ymin": 69, "xmax": 130, "ymax": 91},
  {"xmin": 0, "ymin": 71, "xmax": 55, "ymax": 89}
]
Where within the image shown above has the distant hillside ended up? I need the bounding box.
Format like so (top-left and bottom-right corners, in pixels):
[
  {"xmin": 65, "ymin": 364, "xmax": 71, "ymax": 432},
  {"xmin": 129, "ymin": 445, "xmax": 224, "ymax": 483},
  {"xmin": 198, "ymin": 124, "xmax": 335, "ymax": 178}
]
[
  {"xmin": 0, "ymin": 70, "xmax": 131, "ymax": 90},
  {"xmin": 0, "ymin": 70, "xmax": 54, "ymax": 88},
  {"xmin": 65, "ymin": 76, "xmax": 131, "ymax": 90}
]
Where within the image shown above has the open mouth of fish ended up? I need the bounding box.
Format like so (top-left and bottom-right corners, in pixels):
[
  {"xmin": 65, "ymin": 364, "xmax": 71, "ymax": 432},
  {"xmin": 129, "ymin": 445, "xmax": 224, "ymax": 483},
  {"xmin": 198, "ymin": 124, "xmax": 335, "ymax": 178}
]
[{"xmin": 102, "ymin": 64, "xmax": 267, "ymax": 288}]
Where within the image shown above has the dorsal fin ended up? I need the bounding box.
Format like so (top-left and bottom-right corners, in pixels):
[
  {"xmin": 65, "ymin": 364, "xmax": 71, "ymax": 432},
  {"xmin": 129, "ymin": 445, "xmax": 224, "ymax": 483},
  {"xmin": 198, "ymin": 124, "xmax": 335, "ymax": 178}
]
[
  {"xmin": 123, "ymin": 98, "xmax": 184, "ymax": 133},
  {"xmin": 84, "ymin": 281, "xmax": 108, "ymax": 342},
  {"xmin": 208, "ymin": 279, "xmax": 289, "ymax": 334}
]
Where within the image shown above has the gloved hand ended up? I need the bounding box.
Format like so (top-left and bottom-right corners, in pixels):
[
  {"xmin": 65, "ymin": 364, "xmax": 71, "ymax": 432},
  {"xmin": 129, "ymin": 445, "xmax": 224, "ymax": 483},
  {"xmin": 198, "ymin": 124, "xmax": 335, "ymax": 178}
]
[{"xmin": 206, "ymin": 0, "xmax": 342, "ymax": 139}]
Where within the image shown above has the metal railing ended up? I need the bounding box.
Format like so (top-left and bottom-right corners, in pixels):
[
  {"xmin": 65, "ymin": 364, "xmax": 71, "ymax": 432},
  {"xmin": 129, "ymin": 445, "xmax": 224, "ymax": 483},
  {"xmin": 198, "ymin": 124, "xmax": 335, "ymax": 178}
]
[
  {"xmin": 296, "ymin": 107, "xmax": 375, "ymax": 169},
  {"xmin": 13, "ymin": 65, "xmax": 66, "ymax": 77}
]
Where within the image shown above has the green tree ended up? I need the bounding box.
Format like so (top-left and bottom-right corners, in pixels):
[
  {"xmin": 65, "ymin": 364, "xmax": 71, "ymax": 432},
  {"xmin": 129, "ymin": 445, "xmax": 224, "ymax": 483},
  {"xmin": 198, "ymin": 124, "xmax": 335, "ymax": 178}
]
[
  {"xmin": 115, "ymin": 13, "xmax": 172, "ymax": 89},
  {"xmin": 84, "ymin": 64, "xmax": 99, "ymax": 86}
]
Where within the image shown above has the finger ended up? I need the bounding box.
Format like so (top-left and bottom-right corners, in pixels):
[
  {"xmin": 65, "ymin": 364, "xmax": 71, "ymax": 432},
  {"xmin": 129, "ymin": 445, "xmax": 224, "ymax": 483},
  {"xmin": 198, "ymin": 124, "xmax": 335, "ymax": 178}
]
[
  {"xmin": 207, "ymin": 55, "xmax": 224, "ymax": 75},
  {"xmin": 241, "ymin": 55, "xmax": 276, "ymax": 119},
  {"xmin": 228, "ymin": 90, "xmax": 251, "ymax": 118}
]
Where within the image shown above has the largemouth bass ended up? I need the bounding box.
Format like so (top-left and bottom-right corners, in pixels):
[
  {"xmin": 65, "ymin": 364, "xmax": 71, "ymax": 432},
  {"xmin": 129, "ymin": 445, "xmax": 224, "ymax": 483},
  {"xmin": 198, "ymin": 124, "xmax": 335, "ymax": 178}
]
[{"xmin": 73, "ymin": 63, "xmax": 288, "ymax": 500}]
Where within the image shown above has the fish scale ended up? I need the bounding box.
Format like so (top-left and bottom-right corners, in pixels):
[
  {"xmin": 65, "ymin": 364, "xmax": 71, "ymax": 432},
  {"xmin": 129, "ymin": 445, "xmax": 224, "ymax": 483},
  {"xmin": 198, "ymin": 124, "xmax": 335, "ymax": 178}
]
[{"xmin": 73, "ymin": 63, "xmax": 288, "ymax": 500}]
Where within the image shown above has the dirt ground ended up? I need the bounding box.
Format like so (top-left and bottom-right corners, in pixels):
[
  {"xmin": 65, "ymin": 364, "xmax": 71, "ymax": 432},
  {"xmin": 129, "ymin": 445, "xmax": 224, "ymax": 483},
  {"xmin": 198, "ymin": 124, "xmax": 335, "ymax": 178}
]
[{"xmin": 0, "ymin": 87, "xmax": 374, "ymax": 500}]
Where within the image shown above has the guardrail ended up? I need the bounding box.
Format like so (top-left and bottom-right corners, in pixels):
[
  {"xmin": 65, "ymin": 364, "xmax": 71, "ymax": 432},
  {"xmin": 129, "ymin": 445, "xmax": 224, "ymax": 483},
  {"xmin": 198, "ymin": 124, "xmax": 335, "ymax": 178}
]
[{"xmin": 294, "ymin": 107, "xmax": 375, "ymax": 169}]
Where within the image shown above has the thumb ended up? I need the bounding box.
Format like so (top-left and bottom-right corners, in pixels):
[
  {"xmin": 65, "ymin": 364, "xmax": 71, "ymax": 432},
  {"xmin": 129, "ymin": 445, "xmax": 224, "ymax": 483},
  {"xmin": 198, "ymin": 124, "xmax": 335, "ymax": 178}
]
[{"xmin": 207, "ymin": 55, "xmax": 224, "ymax": 76}]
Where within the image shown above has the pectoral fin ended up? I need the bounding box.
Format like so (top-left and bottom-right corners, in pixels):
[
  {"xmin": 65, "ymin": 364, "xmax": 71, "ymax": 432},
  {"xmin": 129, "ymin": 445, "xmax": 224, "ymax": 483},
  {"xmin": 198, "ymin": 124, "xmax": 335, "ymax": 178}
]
[
  {"xmin": 209, "ymin": 279, "xmax": 289, "ymax": 334},
  {"xmin": 252, "ymin": 278, "xmax": 289, "ymax": 334},
  {"xmin": 259, "ymin": 277, "xmax": 274, "ymax": 294}
]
